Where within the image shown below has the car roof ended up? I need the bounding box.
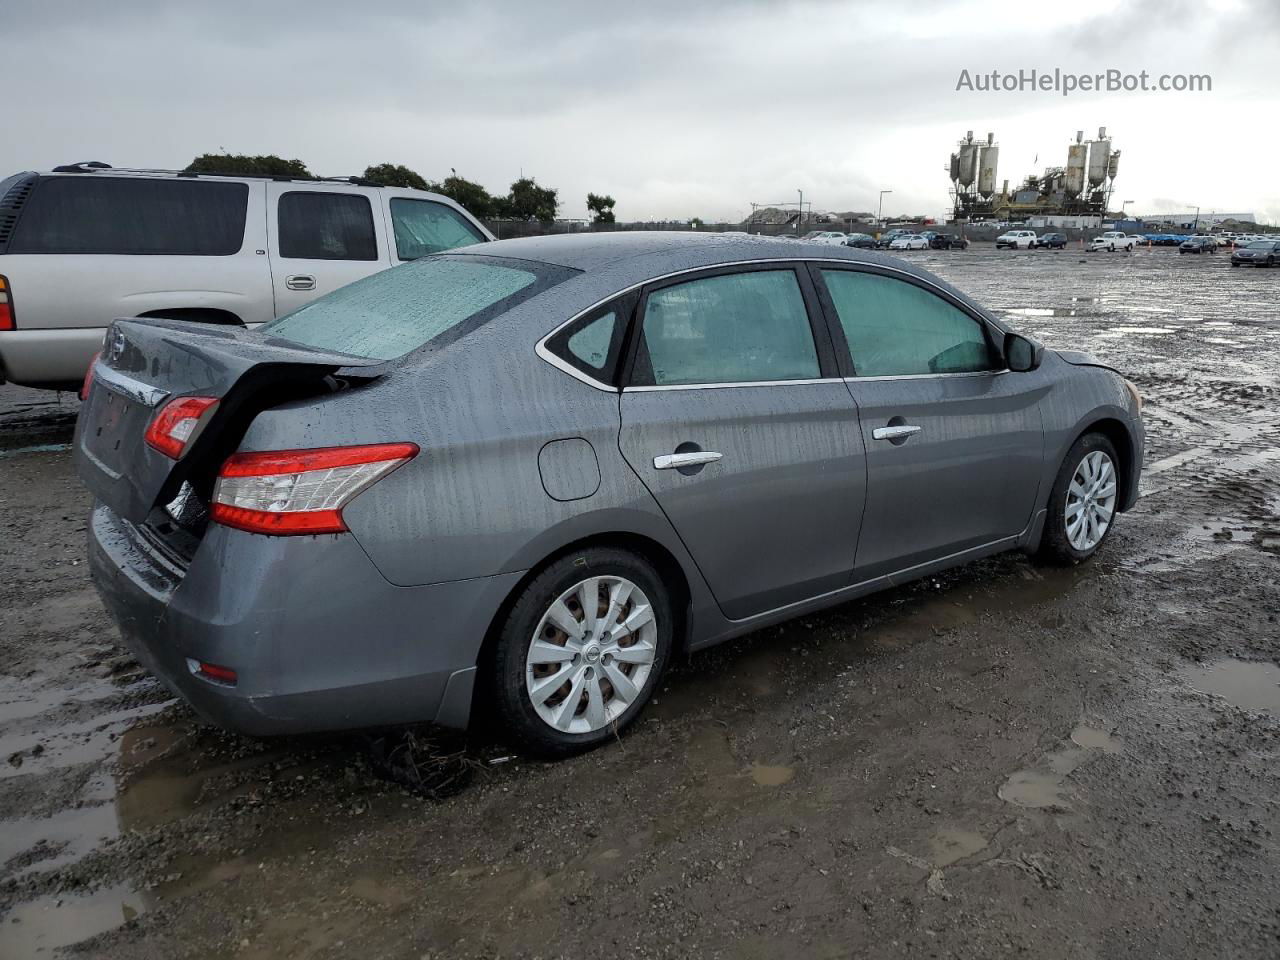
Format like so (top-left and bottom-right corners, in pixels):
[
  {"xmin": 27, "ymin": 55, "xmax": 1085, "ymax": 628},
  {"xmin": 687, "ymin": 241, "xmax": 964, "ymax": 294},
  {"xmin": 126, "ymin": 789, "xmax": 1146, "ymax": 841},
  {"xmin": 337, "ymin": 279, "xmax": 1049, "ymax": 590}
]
[{"xmin": 449, "ymin": 231, "xmax": 996, "ymax": 322}]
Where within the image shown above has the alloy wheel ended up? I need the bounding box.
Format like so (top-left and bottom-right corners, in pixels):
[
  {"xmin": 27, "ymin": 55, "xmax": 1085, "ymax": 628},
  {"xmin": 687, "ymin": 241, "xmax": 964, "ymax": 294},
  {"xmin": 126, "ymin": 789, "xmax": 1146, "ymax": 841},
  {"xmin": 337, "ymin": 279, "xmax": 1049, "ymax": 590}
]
[
  {"xmin": 1065, "ymin": 450, "xmax": 1117, "ymax": 551},
  {"xmin": 525, "ymin": 576, "xmax": 658, "ymax": 734}
]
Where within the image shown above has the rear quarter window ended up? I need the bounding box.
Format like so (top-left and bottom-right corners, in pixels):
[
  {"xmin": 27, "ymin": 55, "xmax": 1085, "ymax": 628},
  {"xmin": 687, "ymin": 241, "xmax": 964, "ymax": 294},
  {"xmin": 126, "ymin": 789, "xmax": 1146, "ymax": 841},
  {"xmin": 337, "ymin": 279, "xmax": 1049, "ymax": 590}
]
[
  {"xmin": 260, "ymin": 255, "xmax": 576, "ymax": 361},
  {"xmin": 9, "ymin": 176, "xmax": 248, "ymax": 255}
]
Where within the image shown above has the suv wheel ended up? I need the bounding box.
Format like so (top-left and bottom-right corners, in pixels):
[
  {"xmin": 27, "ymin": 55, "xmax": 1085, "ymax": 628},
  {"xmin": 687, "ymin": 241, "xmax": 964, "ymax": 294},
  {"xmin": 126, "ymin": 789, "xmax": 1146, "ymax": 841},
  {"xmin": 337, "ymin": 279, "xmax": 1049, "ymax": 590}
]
[
  {"xmin": 490, "ymin": 547, "xmax": 674, "ymax": 758},
  {"xmin": 1036, "ymin": 433, "xmax": 1121, "ymax": 565}
]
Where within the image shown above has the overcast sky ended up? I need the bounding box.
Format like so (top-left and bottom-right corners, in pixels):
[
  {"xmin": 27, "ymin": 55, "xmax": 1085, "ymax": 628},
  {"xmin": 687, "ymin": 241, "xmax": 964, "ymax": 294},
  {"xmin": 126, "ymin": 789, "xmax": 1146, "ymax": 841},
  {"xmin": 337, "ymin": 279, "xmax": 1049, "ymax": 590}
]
[{"xmin": 4, "ymin": 0, "xmax": 1277, "ymax": 223}]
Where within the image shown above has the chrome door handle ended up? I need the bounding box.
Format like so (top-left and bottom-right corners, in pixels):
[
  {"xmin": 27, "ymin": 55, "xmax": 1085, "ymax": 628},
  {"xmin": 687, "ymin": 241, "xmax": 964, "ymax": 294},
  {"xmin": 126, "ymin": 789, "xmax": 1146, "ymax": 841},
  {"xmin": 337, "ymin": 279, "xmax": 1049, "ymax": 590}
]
[
  {"xmin": 872, "ymin": 425, "xmax": 922, "ymax": 441},
  {"xmin": 654, "ymin": 451, "xmax": 723, "ymax": 470},
  {"xmin": 285, "ymin": 275, "xmax": 316, "ymax": 291}
]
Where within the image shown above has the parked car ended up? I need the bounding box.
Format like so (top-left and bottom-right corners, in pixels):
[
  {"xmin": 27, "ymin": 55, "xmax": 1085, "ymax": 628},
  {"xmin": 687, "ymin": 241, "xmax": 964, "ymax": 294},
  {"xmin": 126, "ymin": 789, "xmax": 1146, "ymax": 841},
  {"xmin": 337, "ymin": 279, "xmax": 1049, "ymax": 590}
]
[
  {"xmin": 0, "ymin": 164, "xmax": 493, "ymax": 389},
  {"xmin": 1230, "ymin": 239, "xmax": 1280, "ymax": 267},
  {"xmin": 1179, "ymin": 236, "xmax": 1218, "ymax": 254},
  {"xmin": 929, "ymin": 233, "xmax": 969, "ymax": 250},
  {"xmin": 807, "ymin": 231, "xmax": 852, "ymax": 246},
  {"xmin": 1088, "ymin": 232, "xmax": 1137, "ymax": 252},
  {"xmin": 1035, "ymin": 233, "xmax": 1068, "ymax": 250},
  {"xmin": 875, "ymin": 229, "xmax": 910, "ymax": 249},
  {"xmin": 78, "ymin": 233, "xmax": 1144, "ymax": 757},
  {"xmin": 843, "ymin": 233, "xmax": 876, "ymax": 249},
  {"xmin": 889, "ymin": 234, "xmax": 929, "ymax": 251},
  {"xmin": 995, "ymin": 230, "xmax": 1037, "ymax": 249}
]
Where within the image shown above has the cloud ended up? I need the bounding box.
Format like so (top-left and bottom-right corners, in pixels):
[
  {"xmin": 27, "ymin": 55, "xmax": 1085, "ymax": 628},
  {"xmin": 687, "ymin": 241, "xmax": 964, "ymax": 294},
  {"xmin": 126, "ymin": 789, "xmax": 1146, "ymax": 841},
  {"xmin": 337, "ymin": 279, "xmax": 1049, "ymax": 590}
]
[{"xmin": 1, "ymin": 0, "xmax": 1276, "ymax": 222}]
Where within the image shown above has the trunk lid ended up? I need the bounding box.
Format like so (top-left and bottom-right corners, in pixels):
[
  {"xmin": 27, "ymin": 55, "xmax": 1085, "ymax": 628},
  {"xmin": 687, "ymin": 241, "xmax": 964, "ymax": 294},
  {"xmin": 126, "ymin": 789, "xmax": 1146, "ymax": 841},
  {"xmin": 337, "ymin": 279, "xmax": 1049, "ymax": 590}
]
[{"xmin": 74, "ymin": 317, "xmax": 381, "ymax": 526}]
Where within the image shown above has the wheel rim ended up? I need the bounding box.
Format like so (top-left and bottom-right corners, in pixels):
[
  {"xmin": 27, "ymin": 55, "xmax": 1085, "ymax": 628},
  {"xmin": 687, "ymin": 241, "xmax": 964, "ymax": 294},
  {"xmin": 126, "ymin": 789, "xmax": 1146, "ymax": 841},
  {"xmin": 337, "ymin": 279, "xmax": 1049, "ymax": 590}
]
[
  {"xmin": 525, "ymin": 576, "xmax": 658, "ymax": 734},
  {"xmin": 1065, "ymin": 450, "xmax": 1117, "ymax": 552}
]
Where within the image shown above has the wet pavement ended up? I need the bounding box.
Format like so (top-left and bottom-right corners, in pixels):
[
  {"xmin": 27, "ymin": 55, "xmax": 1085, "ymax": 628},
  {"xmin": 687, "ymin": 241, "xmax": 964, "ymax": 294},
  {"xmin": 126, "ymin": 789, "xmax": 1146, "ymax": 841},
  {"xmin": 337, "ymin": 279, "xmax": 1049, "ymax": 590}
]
[{"xmin": 1, "ymin": 244, "xmax": 1279, "ymax": 958}]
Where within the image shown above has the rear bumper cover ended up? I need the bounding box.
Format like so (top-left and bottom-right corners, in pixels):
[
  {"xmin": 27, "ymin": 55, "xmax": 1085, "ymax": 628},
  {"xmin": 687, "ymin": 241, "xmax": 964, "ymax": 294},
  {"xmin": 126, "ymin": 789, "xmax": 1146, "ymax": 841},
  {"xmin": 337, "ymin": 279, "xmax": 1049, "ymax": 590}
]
[{"xmin": 88, "ymin": 503, "xmax": 522, "ymax": 736}]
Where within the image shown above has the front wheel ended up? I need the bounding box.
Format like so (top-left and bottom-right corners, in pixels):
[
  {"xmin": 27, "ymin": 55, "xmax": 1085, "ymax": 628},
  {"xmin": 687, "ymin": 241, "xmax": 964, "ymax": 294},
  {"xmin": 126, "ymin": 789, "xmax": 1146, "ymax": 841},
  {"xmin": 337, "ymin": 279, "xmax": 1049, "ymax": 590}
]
[
  {"xmin": 1036, "ymin": 433, "xmax": 1121, "ymax": 565},
  {"xmin": 489, "ymin": 547, "xmax": 674, "ymax": 758}
]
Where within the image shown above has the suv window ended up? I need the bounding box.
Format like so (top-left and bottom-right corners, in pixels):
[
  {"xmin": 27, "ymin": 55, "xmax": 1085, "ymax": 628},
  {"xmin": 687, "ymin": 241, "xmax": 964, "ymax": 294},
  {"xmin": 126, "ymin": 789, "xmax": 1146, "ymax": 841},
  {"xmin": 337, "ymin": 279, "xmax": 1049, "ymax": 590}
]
[
  {"xmin": 278, "ymin": 192, "xmax": 377, "ymax": 261},
  {"xmin": 390, "ymin": 198, "xmax": 485, "ymax": 260},
  {"xmin": 9, "ymin": 176, "xmax": 248, "ymax": 256},
  {"xmin": 631, "ymin": 269, "xmax": 820, "ymax": 386},
  {"xmin": 820, "ymin": 269, "xmax": 998, "ymax": 377}
]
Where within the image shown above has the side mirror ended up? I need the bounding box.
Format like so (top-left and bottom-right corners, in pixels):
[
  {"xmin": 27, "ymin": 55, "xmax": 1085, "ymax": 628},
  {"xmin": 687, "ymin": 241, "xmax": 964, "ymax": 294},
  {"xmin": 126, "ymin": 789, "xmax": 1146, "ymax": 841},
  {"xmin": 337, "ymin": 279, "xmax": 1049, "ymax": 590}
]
[{"xmin": 1005, "ymin": 332, "xmax": 1044, "ymax": 372}]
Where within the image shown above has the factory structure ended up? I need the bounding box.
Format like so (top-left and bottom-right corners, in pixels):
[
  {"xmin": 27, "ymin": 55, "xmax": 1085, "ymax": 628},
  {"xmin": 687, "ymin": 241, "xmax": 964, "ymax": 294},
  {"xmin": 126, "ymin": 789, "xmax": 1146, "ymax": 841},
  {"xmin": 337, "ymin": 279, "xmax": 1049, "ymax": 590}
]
[{"xmin": 948, "ymin": 127, "xmax": 1120, "ymax": 226}]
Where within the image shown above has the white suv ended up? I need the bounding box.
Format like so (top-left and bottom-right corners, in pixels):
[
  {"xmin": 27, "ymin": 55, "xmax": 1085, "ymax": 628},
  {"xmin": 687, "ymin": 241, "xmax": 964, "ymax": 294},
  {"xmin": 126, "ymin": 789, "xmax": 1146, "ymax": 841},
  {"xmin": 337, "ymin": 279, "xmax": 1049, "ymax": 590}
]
[
  {"xmin": 0, "ymin": 165, "xmax": 493, "ymax": 388},
  {"xmin": 1088, "ymin": 231, "xmax": 1137, "ymax": 252},
  {"xmin": 995, "ymin": 230, "xmax": 1037, "ymax": 249}
]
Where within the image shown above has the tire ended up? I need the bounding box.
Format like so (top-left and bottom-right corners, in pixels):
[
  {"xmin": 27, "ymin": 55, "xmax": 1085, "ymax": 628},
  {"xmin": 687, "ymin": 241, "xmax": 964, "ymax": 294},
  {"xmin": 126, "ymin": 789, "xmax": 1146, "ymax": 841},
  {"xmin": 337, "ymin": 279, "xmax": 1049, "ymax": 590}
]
[
  {"xmin": 1036, "ymin": 433, "xmax": 1121, "ymax": 565},
  {"xmin": 489, "ymin": 547, "xmax": 674, "ymax": 758}
]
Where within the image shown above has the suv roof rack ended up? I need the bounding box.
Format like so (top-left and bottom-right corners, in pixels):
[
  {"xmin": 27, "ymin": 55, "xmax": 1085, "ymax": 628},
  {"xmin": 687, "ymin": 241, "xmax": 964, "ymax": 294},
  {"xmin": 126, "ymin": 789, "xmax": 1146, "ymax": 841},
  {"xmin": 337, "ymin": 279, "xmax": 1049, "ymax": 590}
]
[{"xmin": 50, "ymin": 164, "xmax": 390, "ymax": 188}]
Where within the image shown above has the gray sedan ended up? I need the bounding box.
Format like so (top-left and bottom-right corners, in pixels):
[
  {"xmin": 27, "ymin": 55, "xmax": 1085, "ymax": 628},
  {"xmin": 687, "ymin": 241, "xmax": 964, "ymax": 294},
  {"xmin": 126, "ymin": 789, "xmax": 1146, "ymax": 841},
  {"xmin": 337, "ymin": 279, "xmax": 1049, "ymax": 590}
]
[{"xmin": 77, "ymin": 233, "xmax": 1144, "ymax": 757}]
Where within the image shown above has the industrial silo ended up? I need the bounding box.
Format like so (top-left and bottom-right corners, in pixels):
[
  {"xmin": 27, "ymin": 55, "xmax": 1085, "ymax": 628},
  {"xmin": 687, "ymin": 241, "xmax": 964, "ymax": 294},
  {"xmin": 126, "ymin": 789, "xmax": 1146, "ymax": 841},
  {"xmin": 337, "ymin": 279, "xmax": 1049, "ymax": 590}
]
[
  {"xmin": 1107, "ymin": 150, "xmax": 1121, "ymax": 181},
  {"xmin": 949, "ymin": 153, "xmax": 960, "ymax": 183},
  {"xmin": 1065, "ymin": 140, "xmax": 1088, "ymax": 197},
  {"xmin": 958, "ymin": 142, "xmax": 978, "ymax": 188},
  {"xmin": 1087, "ymin": 129, "xmax": 1111, "ymax": 190},
  {"xmin": 978, "ymin": 134, "xmax": 998, "ymax": 197}
]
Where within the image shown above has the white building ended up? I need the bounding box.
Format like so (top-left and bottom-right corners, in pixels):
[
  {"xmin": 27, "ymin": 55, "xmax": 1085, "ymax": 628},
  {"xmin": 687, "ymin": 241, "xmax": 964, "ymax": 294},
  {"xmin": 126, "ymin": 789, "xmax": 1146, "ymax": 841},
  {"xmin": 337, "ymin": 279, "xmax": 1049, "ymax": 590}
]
[{"xmin": 1137, "ymin": 212, "xmax": 1256, "ymax": 228}]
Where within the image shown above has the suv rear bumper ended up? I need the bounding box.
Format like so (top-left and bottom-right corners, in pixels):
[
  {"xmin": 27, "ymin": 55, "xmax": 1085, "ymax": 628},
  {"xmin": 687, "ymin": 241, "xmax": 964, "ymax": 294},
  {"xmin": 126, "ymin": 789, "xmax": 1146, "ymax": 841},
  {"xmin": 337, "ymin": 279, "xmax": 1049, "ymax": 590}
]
[
  {"xmin": 88, "ymin": 502, "xmax": 523, "ymax": 736},
  {"xmin": 0, "ymin": 327, "xmax": 104, "ymax": 387}
]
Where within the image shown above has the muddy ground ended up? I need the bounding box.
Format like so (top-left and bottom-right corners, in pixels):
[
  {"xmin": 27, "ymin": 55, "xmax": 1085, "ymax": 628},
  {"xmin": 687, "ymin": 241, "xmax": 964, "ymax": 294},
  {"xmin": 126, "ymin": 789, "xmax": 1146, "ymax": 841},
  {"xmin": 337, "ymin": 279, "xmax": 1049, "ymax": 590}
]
[{"xmin": 1, "ymin": 244, "xmax": 1278, "ymax": 959}]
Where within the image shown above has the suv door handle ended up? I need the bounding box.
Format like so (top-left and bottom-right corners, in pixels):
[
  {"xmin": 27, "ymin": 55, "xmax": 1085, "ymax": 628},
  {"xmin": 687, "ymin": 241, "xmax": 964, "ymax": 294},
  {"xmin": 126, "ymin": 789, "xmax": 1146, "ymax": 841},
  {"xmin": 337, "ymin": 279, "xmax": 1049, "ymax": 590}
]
[
  {"xmin": 872, "ymin": 424, "xmax": 922, "ymax": 441},
  {"xmin": 285, "ymin": 275, "xmax": 316, "ymax": 291},
  {"xmin": 654, "ymin": 451, "xmax": 723, "ymax": 470}
]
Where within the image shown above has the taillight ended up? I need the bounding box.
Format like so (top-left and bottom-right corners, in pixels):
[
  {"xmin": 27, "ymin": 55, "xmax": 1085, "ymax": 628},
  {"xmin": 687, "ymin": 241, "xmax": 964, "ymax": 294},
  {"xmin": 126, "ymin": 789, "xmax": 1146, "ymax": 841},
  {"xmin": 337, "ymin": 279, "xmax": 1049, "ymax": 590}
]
[
  {"xmin": 0, "ymin": 275, "xmax": 13, "ymax": 331},
  {"xmin": 211, "ymin": 442, "xmax": 419, "ymax": 536},
  {"xmin": 144, "ymin": 396, "xmax": 219, "ymax": 459},
  {"xmin": 80, "ymin": 351, "xmax": 101, "ymax": 401}
]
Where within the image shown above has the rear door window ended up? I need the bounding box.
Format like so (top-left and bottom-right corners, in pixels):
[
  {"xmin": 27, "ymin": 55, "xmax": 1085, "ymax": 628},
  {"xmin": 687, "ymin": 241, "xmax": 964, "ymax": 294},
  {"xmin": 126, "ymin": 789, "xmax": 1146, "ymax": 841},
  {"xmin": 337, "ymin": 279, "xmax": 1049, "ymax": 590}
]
[
  {"xmin": 8, "ymin": 176, "xmax": 248, "ymax": 255},
  {"xmin": 261, "ymin": 255, "xmax": 573, "ymax": 361},
  {"xmin": 390, "ymin": 198, "xmax": 485, "ymax": 260},
  {"xmin": 277, "ymin": 192, "xmax": 378, "ymax": 261},
  {"xmin": 820, "ymin": 269, "xmax": 998, "ymax": 377},
  {"xmin": 630, "ymin": 269, "xmax": 820, "ymax": 386}
]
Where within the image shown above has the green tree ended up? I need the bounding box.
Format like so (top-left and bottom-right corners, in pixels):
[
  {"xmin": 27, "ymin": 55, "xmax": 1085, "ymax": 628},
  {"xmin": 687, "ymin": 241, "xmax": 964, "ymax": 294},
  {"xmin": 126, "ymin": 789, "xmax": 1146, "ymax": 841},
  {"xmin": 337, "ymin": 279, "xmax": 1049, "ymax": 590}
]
[
  {"xmin": 587, "ymin": 192, "xmax": 616, "ymax": 224},
  {"xmin": 502, "ymin": 177, "xmax": 558, "ymax": 222},
  {"xmin": 688, "ymin": 217, "xmax": 705, "ymax": 229},
  {"xmin": 362, "ymin": 163, "xmax": 429, "ymax": 190},
  {"xmin": 436, "ymin": 173, "xmax": 497, "ymax": 218},
  {"xmin": 185, "ymin": 153, "xmax": 314, "ymax": 179}
]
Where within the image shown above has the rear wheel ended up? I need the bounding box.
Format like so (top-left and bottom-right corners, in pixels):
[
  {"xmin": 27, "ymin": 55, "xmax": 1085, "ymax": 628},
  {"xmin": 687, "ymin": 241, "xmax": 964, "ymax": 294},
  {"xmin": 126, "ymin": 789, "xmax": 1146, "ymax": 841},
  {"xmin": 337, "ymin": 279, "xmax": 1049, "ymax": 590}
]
[
  {"xmin": 490, "ymin": 548, "xmax": 673, "ymax": 758},
  {"xmin": 1036, "ymin": 433, "xmax": 1121, "ymax": 565}
]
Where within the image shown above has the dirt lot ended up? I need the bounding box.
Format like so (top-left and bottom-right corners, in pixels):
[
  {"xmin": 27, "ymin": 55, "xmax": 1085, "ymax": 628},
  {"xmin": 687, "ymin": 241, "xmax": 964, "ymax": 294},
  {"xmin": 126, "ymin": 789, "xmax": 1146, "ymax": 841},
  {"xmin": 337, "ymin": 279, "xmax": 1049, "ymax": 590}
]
[{"xmin": 2, "ymin": 244, "xmax": 1279, "ymax": 959}]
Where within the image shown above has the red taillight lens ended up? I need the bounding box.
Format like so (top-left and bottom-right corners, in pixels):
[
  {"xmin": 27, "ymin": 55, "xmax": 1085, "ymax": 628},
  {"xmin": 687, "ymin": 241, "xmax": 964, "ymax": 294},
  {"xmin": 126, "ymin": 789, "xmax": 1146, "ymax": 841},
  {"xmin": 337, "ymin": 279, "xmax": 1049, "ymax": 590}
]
[
  {"xmin": 144, "ymin": 396, "xmax": 219, "ymax": 459},
  {"xmin": 190, "ymin": 660, "xmax": 238, "ymax": 685},
  {"xmin": 80, "ymin": 352, "xmax": 101, "ymax": 401},
  {"xmin": 0, "ymin": 275, "xmax": 13, "ymax": 331},
  {"xmin": 211, "ymin": 442, "xmax": 419, "ymax": 536}
]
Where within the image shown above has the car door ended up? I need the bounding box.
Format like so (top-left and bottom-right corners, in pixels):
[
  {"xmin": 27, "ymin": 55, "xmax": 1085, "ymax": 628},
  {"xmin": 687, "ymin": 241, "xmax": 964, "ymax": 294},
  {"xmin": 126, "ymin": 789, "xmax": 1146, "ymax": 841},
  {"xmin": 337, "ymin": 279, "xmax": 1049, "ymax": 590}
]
[
  {"xmin": 266, "ymin": 184, "xmax": 393, "ymax": 316},
  {"xmin": 810, "ymin": 264, "xmax": 1045, "ymax": 582},
  {"xmin": 617, "ymin": 264, "xmax": 867, "ymax": 621}
]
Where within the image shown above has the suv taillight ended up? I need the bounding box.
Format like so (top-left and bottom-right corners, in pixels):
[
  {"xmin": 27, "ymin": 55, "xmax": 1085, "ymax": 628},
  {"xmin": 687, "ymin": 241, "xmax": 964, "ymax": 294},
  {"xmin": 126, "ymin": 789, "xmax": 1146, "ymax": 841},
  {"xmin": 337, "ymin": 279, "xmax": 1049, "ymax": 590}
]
[
  {"xmin": 144, "ymin": 396, "xmax": 220, "ymax": 459},
  {"xmin": 0, "ymin": 275, "xmax": 13, "ymax": 331},
  {"xmin": 211, "ymin": 443, "xmax": 419, "ymax": 536}
]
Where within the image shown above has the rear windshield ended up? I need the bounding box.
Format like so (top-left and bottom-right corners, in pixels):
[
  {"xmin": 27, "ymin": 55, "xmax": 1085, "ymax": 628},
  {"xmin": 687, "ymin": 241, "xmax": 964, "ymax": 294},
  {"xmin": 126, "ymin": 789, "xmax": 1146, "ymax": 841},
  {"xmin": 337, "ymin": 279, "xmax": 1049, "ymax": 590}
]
[
  {"xmin": 9, "ymin": 176, "xmax": 248, "ymax": 255},
  {"xmin": 260, "ymin": 255, "xmax": 573, "ymax": 361},
  {"xmin": 1247, "ymin": 241, "xmax": 1275, "ymax": 249}
]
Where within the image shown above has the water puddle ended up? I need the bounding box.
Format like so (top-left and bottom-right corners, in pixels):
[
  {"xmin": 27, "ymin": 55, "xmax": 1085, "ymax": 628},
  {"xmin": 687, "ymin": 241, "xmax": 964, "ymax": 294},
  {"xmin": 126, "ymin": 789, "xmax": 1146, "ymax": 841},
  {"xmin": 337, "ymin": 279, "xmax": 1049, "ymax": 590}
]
[
  {"xmin": 1179, "ymin": 659, "xmax": 1280, "ymax": 713},
  {"xmin": 929, "ymin": 828, "xmax": 988, "ymax": 867},
  {"xmin": 999, "ymin": 723, "xmax": 1124, "ymax": 810},
  {"xmin": 0, "ymin": 883, "xmax": 146, "ymax": 956},
  {"xmin": 0, "ymin": 442, "xmax": 72, "ymax": 459},
  {"xmin": 749, "ymin": 763, "xmax": 794, "ymax": 787}
]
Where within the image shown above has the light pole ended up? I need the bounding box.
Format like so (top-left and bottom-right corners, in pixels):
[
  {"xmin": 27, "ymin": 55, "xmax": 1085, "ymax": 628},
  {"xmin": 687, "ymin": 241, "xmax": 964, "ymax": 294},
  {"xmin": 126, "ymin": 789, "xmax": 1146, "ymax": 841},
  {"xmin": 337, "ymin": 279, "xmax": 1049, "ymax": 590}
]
[
  {"xmin": 878, "ymin": 189, "xmax": 893, "ymax": 228},
  {"xmin": 1122, "ymin": 199, "xmax": 1134, "ymax": 219},
  {"xmin": 797, "ymin": 189, "xmax": 804, "ymax": 235},
  {"xmin": 1193, "ymin": 206, "xmax": 1200, "ymax": 232}
]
